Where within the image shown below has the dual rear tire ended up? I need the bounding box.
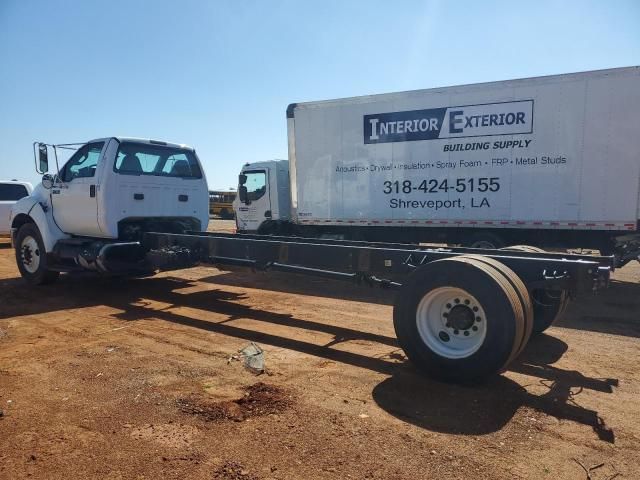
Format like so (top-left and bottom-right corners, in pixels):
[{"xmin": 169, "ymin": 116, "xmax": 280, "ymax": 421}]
[
  {"xmin": 501, "ymin": 245, "xmax": 570, "ymax": 334},
  {"xmin": 393, "ymin": 255, "xmax": 532, "ymax": 383}
]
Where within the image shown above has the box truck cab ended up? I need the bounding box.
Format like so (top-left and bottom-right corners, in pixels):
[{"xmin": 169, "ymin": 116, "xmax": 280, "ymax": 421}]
[
  {"xmin": 233, "ymin": 160, "xmax": 290, "ymax": 232},
  {"xmin": 10, "ymin": 137, "xmax": 209, "ymax": 284}
]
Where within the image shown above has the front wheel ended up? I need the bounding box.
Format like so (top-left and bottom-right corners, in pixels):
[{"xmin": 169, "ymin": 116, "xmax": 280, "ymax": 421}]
[{"xmin": 15, "ymin": 223, "xmax": 60, "ymax": 285}]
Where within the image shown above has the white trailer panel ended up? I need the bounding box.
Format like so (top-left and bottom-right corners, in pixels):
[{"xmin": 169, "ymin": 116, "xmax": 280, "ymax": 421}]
[{"xmin": 287, "ymin": 67, "xmax": 640, "ymax": 231}]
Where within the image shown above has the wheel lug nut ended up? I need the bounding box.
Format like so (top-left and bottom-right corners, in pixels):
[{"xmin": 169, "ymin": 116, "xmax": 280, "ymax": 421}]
[
  {"xmin": 446, "ymin": 303, "xmax": 452, "ymax": 309},
  {"xmin": 454, "ymin": 298, "xmax": 460, "ymax": 304},
  {"xmin": 463, "ymin": 331, "xmax": 470, "ymax": 336},
  {"xmin": 445, "ymin": 322, "xmax": 451, "ymax": 328},
  {"xmin": 443, "ymin": 312, "xmax": 449, "ymax": 318},
  {"xmin": 453, "ymin": 329, "xmax": 459, "ymax": 335},
  {"xmin": 475, "ymin": 316, "xmax": 482, "ymax": 322},
  {"xmin": 464, "ymin": 299, "xmax": 470, "ymax": 305},
  {"xmin": 438, "ymin": 331, "xmax": 450, "ymax": 342},
  {"xmin": 472, "ymin": 326, "xmax": 478, "ymax": 331},
  {"xmin": 472, "ymin": 306, "xmax": 478, "ymax": 312}
]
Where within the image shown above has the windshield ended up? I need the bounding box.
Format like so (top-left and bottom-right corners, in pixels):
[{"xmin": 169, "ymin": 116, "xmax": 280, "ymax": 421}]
[{"xmin": 113, "ymin": 142, "xmax": 202, "ymax": 178}]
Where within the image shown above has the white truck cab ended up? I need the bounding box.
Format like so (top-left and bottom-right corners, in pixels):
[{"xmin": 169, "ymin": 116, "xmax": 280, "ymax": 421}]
[
  {"xmin": 233, "ymin": 160, "xmax": 290, "ymax": 232},
  {"xmin": 11, "ymin": 137, "xmax": 209, "ymax": 284},
  {"xmin": 0, "ymin": 181, "xmax": 33, "ymax": 235}
]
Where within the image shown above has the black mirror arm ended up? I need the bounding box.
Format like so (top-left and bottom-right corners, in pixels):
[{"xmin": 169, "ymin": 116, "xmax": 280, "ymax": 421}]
[{"xmin": 52, "ymin": 145, "xmax": 64, "ymax": 183}]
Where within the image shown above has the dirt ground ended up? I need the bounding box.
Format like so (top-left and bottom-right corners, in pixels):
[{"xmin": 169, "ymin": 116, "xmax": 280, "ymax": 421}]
[{"xmin": 1, "ymin": 220, "xmax": 639, "ymax": 480}]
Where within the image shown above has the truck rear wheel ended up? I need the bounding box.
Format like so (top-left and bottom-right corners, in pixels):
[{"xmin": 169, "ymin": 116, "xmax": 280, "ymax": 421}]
[
  {"xmin": 458, "ymin": 255, "xmax": 533, "ymax": 359},
  {"xmin": 393, "ymin": 256, "xmax": 526, "ymax": 383},
  {"xmin": 15, "ymin": 223, "xmax": 60, "ymax": 286},
  {"xmin": 465, "ymin": 231, "xmax": 504, "ymax": 249},
  {"xmin": 501, "ymin": 245, "xmax": 569, "ymax": 334},
  {"xmin": 530, "ymin": 289, "xmax": 568, "ymax": 334}
]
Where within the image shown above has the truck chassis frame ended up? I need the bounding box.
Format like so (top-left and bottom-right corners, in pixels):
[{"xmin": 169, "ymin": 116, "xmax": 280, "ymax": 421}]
[
  {"xmin": 144, "ymin": 231, "xmax": 611, "ymax": 294},
  {"xmin": 139, "ymin": 231, "xmax": 612, "ymax": 383}
]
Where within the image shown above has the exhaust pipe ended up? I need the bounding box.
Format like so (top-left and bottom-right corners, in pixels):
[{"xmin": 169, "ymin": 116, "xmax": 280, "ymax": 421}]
[{"xmin": 96, "ymin": 242, "xmax": 147, "ymax": 274}]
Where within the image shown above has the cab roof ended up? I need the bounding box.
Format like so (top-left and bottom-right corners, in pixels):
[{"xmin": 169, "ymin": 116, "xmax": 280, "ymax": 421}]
[{"xmin": 87, "ymin": 137, "xmax": 194, "ymax": 151}]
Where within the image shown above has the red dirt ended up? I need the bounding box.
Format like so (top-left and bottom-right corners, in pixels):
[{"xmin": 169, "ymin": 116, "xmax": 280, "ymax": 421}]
[
  {"xmin": 177, "ymin": 382, "xmax": 292, "ymax": 422},
  {"xmin": 0, "ymin": 221, "xmax": 639, "ymax": 479}
]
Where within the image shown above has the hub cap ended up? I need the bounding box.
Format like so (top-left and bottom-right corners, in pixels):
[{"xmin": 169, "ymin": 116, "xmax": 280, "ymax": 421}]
[
  {"xmin": 20, "ymin": 236, "xmax": 41, "ymax": 274},
  {"xmin": 416, "ymin": 287, "xmax": 487, "ymax": 359}
]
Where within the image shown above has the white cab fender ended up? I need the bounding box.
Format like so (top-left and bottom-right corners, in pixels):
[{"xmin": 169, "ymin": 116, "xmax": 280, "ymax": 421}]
[{"xmin": 10, "ymin": 191, "xmax": 68, "ymax": 253}]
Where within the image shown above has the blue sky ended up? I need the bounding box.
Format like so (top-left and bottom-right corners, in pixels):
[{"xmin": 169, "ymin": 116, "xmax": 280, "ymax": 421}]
[{"xmin": 1, "ymin": 0, "xmax": 638, "ymax": 189}]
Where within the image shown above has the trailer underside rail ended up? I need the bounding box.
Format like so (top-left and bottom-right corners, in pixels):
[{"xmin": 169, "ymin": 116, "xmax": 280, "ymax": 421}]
[{"xmin": 143, "ymin": 232, "xmax": 610, "ymax": 295}]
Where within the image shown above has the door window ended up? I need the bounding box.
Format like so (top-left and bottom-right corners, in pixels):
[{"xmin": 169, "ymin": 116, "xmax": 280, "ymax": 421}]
[
  {"xmin": 61, "ymin": 142, "xmax": 105, "ymax": 182},
  {"xmin": 0, "ymin": 184, "xmax": 28, "ymax": 201},
  {"xmin": 243, "ymin": 171, "xmax": 266, "ymax": 202}
]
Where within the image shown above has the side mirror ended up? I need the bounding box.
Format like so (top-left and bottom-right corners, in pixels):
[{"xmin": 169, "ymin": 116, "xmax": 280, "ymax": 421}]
[
  {"xmin": 37, "ymin": 143, "xmax": 49, "ymax": 173},
  {"xmin": 239, "ymin": 186, "xmax": 249, "ymax": 204},
  {"xmin": 41, "ymin": 173, "xmax": 54, "ymax": 189},
  {"xmin": 239, "ymin": 174, "xmax": 247, "ymax": 186}
]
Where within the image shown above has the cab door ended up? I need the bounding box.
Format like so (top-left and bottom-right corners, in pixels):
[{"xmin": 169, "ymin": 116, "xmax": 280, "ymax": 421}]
[
  {"xmin": 51, "ymin": 141, "xmax": 106, "ymax": 236},
  {"xmin": 235, "ymin": 169, "xmax": 270, "ymax": 231}
]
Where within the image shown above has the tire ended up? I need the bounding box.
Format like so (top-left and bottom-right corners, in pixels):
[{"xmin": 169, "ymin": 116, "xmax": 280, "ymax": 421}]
[
  {"xmin": 501, "ymin": 245, "xmax": 569, "ymax": 334},
  {"xmin": 393, "ymin": 256, "xmax": 526, "ymax": 383},
  {"xmin": 530, "ymin": 289, "xmax": 568, "ymax": 334},
  {"xmin": 257, "ymin": 220, "xmax": 277, "ymax": 235},
  {"xmin": 257, "ymin": 220, "xmax": 295, "ymax": 236},
  {"xmin": 460, "ymin": 255, "xmax": 533, "ymax": 359},
  {"xmin": 465, "ymin": 231, "xmax": 505, "ymax": 250},
  {"xmin": 15, "ymin": 223, "xmax": 60, "ymax": 285}
]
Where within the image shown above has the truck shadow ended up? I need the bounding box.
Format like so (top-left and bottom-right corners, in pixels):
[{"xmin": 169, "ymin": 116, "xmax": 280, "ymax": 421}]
[
  {"xmin": 197, "ymin": 270, "xmax": 397, "ymax": 306},
  {"xmin": 372, "ymin": 334, "xmax": 617, "ymax": 442},
  {"xmin": 0, "ymin": 271, "xmax": 619, "ymax": 443},
  {"xmin": 556, "ymin": 279, "xmax": 640, "ymax": 337},
  {"xmin": 113, "ymin": 275, "xmax": 619, "ymax": 443}
]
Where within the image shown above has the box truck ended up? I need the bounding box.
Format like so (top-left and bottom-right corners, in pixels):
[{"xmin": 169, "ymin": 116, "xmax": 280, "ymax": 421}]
[{"xmin": 234, "ymin": 67, "xmax": 640, "ymax": 265}]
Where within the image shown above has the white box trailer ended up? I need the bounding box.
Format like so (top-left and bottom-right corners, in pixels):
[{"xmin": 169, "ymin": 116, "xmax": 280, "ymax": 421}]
[{"xmin": 234, "ymin": 67, "xmax": 640, "ymax": 264}]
